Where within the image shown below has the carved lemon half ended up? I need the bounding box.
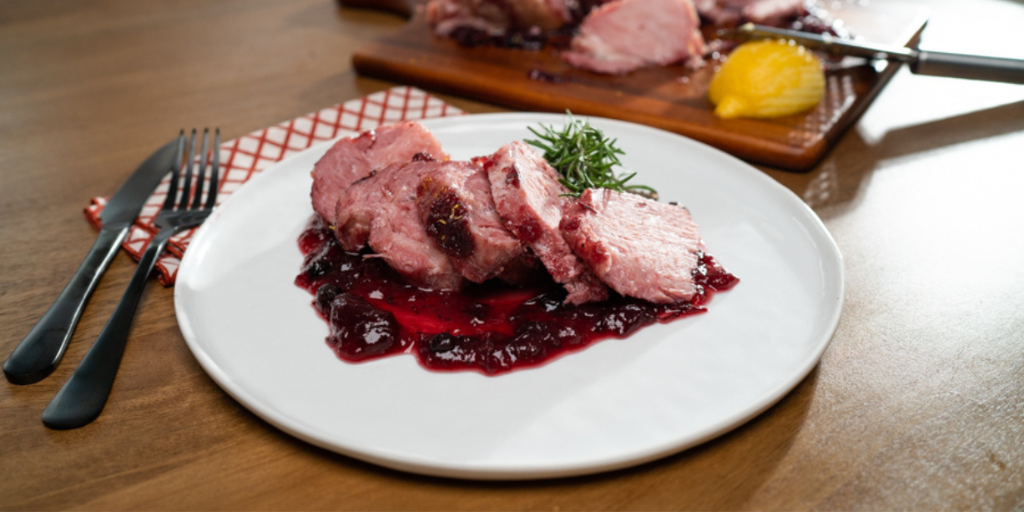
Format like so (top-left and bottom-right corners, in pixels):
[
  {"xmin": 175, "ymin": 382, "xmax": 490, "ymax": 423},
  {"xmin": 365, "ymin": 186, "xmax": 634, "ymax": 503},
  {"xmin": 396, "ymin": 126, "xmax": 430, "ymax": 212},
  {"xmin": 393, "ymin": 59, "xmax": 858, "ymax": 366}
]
[{"xmin": 709, "ymin": 40, "xmax": 825, "ymax": 119}]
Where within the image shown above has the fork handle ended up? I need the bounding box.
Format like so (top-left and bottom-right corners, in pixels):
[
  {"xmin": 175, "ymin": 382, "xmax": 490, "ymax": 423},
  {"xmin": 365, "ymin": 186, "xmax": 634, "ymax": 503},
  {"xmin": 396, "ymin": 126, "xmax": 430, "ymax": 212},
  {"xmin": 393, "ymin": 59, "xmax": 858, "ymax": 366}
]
[
  {"xmin": 4, "ymin": 225, "xmax": 130, "ymax": 385},
  {"xmin": 41, "ymin": 229, "xmax": 175, "ymax": 430}
]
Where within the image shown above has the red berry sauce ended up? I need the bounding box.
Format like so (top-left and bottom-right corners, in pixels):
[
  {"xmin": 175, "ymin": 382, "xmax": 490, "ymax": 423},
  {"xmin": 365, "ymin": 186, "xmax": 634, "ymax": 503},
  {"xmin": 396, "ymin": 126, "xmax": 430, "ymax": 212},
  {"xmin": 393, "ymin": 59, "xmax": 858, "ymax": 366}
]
[{"xmin": 295, "ymin": 217, "xmax": 738, "ymax": 375}]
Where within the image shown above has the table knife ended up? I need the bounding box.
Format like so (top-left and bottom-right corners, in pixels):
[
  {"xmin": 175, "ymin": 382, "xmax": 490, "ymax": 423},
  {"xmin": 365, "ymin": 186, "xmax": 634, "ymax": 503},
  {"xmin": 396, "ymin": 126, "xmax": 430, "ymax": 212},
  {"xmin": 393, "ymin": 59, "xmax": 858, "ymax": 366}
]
[
  {"xmin": 3, "ymin": 137, "xmax": 179, "ymax": 385},
  {"xmin": 724, "ymin": 23, "xmax": 1024, "ymax": 85}
]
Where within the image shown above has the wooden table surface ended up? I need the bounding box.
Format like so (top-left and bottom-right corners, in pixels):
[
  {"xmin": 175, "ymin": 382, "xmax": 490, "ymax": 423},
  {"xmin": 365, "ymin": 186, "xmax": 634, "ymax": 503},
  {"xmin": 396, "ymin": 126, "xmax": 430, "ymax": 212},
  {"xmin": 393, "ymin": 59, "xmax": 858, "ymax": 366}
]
[{"xmin": 2, "ymin": 0, "xmax": 1022, "ymax": 509}]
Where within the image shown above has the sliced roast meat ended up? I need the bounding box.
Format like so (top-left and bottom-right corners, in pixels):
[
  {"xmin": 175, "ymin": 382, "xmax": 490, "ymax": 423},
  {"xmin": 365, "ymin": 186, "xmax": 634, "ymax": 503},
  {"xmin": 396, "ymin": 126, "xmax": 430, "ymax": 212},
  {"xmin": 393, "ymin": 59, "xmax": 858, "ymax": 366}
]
[
  {"xmin": 416, "ymin": 160, "xmax": 528, "ymax": 284},
  {"xmin": 560, "ymin": 188, "xmax": 702, "ymax": 303},
  {"xmin": 484, "ymin": 142, "xmax": 608, "ymax": 304},
  {"xmin": 694, "ymin": 0, "xmax": 806, "ymax": 26},
  {"xmin": 693, "ymin": 0, "xmax": 738, "ymax": 25},
  {"xmin": 310, "ymin": 121, "xmax": 448, "ymax": 223},
  {"xmin": 427, "ymin": 0, "xmax": 573, "ymax": 37},
  {"xmin": 334, "ymin": 156, "xmax": 465, "ymax": 290},
  {"xmin": 561, "ymin": 0, "xmax": 706, "ymax": 75},
  {"xmin": 739, "ymin": 0, "xmax": 805, "ymax": 25}
]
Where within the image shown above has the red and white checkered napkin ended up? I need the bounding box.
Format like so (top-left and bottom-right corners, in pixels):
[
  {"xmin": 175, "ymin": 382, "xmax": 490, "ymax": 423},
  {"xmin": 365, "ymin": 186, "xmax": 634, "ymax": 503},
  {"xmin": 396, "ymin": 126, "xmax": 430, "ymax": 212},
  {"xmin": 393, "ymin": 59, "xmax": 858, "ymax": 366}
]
[{"xmin": 84, "ymin": 86, "xmax": 463, "ymax": 286}]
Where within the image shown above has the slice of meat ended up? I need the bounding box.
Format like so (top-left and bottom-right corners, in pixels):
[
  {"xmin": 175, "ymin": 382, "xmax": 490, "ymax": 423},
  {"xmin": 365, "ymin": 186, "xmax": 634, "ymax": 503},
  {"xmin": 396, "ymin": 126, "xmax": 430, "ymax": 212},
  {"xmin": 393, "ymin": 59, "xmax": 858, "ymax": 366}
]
[
  {"xmin": 695, "ymin": 0, "xmax": 805, "ymax": 26},
  {"xmin": 427, "ymin": 0, "xmax": 572, "ymax": 37},
  {"xmin": 561, "ymin": 0, "xmax": 706, "ymax": 75},
  {"xmin": 334, "ymin": 155, "xmax": 465, "ymax": 290},
  {"xmin": 416, "ymin": 160, "xmax": 527, "ymax": 284},
  {"xmin": 694, "ymin": 0, "xmax": 739, "ymax": 25},
  {"xmin": 310, "ymin": 121, "xmax": 448, "ymax": 223},
  {"xmin": 485, "ymin": 142, "xmax": 608, "ymax": 304},
  {"xmin": 560, "ymin": 188, "xmax": 703, "ymax": 303},
  {"xmin": 739, "ymin": 0, "xmax": 805, "ymax": 26}
]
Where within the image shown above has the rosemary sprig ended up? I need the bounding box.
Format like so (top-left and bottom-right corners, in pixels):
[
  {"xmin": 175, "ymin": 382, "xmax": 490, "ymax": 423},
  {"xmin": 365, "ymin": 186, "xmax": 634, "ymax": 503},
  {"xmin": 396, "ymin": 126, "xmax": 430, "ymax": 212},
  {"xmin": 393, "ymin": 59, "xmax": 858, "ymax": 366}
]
[{"xmin": 525, "ymin": 112, "xmax": 657, "ymax": 199}]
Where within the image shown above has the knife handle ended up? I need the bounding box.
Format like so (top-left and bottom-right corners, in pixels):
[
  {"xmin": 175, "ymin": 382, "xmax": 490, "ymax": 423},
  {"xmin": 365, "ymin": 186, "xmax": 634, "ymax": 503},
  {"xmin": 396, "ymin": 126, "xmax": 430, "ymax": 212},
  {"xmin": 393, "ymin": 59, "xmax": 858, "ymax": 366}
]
[
  {"xmin": 912, "ymin": 51, "xmax": 1024, "ymax": 84},
  {"xmin": 3, "ymin": 225, "xmax": 129, "ymax": 385},
  {"xmin": 41, "ymin": 228, "xmax": 172, "ymax": 429}
]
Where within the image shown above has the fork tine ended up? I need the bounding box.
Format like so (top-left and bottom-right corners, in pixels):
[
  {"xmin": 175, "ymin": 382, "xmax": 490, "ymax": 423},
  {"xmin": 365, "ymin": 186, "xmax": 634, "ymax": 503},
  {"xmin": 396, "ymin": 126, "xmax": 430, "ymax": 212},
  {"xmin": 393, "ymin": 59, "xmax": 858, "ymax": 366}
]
[
  {"xmin": 163, "ymin": 131, "xmax": 186, "ymax": 212},
  {"xmin": 190, "ymin": 129, "xmax": 210, "ymax": 210},
  {"xmin": 205, "ymin": 128, "xmax": 220, "ymax": 210},
  {"xmin": 179, "ymin": 129, "xmax": 197, "ymax": 211}
]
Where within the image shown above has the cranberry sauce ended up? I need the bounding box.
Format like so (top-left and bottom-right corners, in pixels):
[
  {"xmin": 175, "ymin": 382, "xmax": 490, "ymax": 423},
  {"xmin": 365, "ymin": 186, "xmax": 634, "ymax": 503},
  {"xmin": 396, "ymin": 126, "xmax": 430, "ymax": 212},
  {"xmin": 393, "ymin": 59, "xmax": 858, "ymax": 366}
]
[{"xmin": 296, "ymin": 217, "xmax": 738, "ymax": 375}]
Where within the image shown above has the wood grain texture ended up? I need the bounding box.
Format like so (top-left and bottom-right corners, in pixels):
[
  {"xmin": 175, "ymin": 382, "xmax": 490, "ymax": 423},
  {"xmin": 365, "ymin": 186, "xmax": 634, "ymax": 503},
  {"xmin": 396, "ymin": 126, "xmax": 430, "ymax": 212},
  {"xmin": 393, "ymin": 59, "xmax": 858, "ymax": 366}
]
[
  {"xmin": 1, "ymin": 0, "xmax": 1023, "ymax": 510},
  {"xmin": 349, "ymin": 0, "xmax": 926, "ymax": 171}
]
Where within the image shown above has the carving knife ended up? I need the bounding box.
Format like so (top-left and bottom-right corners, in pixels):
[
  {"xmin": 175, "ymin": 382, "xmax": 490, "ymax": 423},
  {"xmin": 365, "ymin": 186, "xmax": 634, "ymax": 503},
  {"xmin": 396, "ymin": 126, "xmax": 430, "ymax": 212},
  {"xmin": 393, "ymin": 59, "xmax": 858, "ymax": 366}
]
[
  {"xmin": 3, "ymin": 136, "xmax": 180, "ymax": 385},
  {"xmin": 724, "ymin": 23, "xmax": 1024, "ymax": 84}
]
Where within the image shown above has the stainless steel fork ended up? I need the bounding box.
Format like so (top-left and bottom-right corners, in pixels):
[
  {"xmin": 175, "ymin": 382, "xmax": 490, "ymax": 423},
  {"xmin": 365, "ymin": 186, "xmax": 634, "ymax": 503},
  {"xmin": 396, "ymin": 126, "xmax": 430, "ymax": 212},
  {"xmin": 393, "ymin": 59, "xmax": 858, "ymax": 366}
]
[{"xmin": 42, "ymin": 129, "xmax": 220, "ymax": 429}]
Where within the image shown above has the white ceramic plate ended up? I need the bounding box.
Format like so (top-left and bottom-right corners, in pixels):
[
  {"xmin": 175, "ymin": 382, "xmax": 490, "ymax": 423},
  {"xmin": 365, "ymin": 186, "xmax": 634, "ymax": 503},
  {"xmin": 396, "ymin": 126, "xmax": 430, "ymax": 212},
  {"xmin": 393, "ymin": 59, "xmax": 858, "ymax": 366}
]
[{"xmin": 175, "ymin": 113, "xmax": 843, "ymax": 480}]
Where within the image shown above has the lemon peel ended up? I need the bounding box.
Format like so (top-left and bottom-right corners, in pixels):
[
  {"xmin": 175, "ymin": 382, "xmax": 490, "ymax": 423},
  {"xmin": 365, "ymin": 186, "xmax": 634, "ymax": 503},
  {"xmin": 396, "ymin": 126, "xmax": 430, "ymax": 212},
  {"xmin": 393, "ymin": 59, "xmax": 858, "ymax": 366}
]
[{"xmin": 709, "ymin": 40, "xmax": 825, "ymax": 119}]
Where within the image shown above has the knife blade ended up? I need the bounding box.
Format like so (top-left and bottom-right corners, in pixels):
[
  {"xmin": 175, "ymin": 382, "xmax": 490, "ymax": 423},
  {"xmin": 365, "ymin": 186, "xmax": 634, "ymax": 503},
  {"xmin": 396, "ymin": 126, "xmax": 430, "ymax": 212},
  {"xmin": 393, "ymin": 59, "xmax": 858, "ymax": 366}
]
[
  {"xmin": 723, "ymin": 23, "xmax": 1024, "ymax": 85},
  {"xmin": 3, "ymin": 136, "xmax": 180, "ymax": 385}
]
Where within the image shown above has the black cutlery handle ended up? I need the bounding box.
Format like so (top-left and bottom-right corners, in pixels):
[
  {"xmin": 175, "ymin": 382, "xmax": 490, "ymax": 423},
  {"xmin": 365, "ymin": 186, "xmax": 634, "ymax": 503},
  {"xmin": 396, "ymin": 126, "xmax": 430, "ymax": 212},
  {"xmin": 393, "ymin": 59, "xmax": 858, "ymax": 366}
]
[
  {"xmin": 41, "ymin": 230, "xmax": 173, "ymax": 429},
  {"xmin": 913, "ymin": 51, "xmax": 1024, "ymax": 84},
  {"xmin": 3, "ymin": 225, "xmax": 130, "ymax": 385}
]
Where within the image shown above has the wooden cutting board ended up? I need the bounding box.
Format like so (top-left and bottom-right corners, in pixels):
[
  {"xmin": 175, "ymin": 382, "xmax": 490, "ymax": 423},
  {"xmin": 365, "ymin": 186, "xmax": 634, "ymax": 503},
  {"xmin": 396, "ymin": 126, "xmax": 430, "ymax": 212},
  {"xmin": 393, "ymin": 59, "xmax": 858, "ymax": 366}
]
[{"xmin": 347, "ymin": 0, "xmax": 928, "ymax": 171}]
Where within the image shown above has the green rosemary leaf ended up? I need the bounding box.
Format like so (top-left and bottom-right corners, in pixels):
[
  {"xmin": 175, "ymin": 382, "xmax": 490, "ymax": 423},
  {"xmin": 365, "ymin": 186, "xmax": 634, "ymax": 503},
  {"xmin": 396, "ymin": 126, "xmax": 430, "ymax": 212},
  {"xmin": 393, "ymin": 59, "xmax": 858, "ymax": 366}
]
[{"xmin": 525, "ymin": 112, "xmax": 656, "ymax": 198}]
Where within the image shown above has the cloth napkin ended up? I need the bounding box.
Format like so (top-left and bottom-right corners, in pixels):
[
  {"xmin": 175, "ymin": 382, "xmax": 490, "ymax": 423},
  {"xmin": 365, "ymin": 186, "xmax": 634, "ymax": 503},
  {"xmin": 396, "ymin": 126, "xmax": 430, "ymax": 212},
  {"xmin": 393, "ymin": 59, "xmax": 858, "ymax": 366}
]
[{"xmin": 84, "ymin": 86, "xmax": 464, "ymax": 286}]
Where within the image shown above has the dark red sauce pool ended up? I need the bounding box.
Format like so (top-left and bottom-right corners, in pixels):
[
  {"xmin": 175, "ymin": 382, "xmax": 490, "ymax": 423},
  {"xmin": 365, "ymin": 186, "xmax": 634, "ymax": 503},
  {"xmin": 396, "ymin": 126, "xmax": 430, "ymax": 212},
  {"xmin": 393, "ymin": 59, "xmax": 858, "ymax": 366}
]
[{"xmin": 295, "ymin": 217, "xmax": 738, "ymax": 375}]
